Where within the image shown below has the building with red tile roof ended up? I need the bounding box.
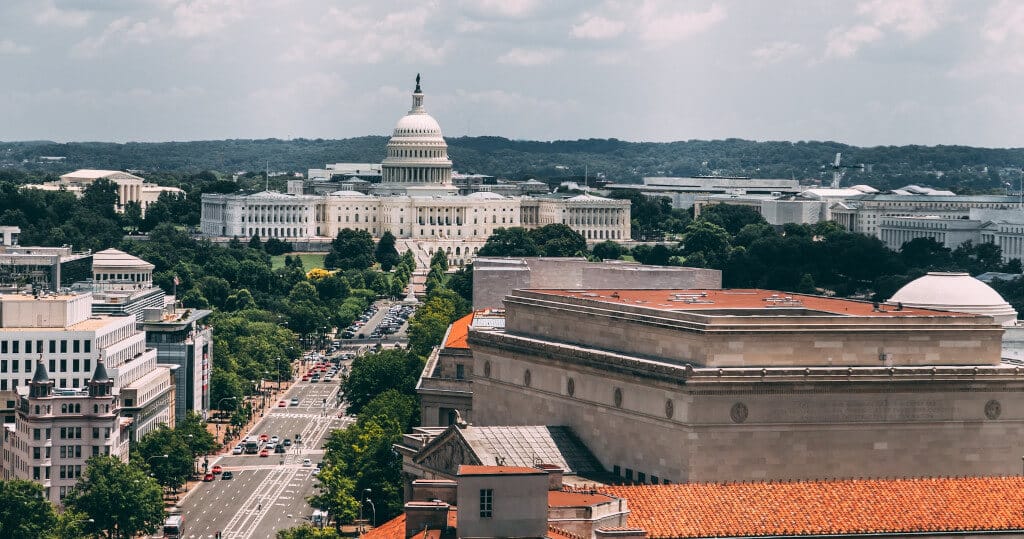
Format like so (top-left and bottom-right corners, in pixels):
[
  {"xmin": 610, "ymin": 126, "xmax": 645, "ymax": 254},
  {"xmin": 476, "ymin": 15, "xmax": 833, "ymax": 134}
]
[
  {"xmin": 601, "ymin": 476, "xmax": 1024, "ymax": 538},
  {"xmin": 467, "ymin": 287, "xmax": 1024, "ymax": 483}
]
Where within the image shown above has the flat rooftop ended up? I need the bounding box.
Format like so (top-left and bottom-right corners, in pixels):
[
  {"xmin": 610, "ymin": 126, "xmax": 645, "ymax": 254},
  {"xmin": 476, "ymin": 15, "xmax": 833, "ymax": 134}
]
[{"xmin": 530, "ymin": 289, "xmax": 972, "ymax": 318}]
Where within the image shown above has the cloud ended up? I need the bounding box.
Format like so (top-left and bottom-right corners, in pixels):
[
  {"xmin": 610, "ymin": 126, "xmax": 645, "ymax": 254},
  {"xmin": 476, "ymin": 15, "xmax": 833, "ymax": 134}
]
[
  {"xmin": 637, "ymin": 2, "xmax": 728, "ymax": 46},
  {"xmin": 571, "ymin": 15, "xmax": 626, "ymax": 40},
  {"xmin": 460, "ymin": 0, "xmax": 542, "ymax": 19},
  {"xmin": 34, "ymin": 1, "xmax": 91, "ymax": 28},
  {"xmin": 825, "ymin": 24, "xmax": 883, "ymax": 58},
  {"xmin": 281, "ymin": 6, "xmax": 451, "ymax": 65},
  {"xmin": 72, "ymin": 16, "xmax": 160, "ymax": 58},
  {"xmin": 751, "ymin": 41, "xmax": 802, "ymax": 64},
  {"xmin": 497, "ymin": 47, "xmax": 563, "ymax": 66},
  {"xmin": 951, "ymin": 0, "xmax": 1024, "ymax": 76},
  {"xmin": 857, "ymin": 0, "xmax": 947, "ymax": 39},
  {"xmin": 825, "ymin": 0, "xmax": 948, "ymax": 59},
  {"xmin": 0, "ymin": 39, "xmax": 31, "ymax": 55},
  {"xmin": 169, "ymin": 0, "xmax": 247, "ymax": 38}
]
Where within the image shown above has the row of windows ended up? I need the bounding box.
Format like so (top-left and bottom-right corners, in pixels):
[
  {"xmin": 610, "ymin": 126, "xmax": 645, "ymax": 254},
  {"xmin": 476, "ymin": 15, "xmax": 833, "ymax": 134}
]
[
  {"xmin": 612, "ymin": 465, "xmax": 671, "ymax": 485},
  {"xmin": 1, "ymin": 358, "xmax": 93, "ymax": 374},
  {"xmin": 95, "ymin": 273, "xmax": 149, "ymax": 282},
  {"xmin": 0, "ymin": 339, "xmax": 92, "ymax": 355},
  {"xmin": 0, "ymin": 377, "xmax": 91, "ymax": 391}
]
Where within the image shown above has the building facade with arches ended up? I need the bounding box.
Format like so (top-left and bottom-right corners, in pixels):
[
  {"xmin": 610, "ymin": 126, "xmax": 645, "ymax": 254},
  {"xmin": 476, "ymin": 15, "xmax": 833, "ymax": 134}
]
[{"xmin": 200, "ymin": 77, "xmax": 630, "ymax": 263}]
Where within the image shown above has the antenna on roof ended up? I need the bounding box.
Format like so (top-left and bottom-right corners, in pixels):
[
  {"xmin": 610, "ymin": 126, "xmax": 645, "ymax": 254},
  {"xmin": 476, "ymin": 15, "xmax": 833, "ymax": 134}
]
[{"xmin": 265, "ymin": 160, "xmax": 270, "ymax": 192}]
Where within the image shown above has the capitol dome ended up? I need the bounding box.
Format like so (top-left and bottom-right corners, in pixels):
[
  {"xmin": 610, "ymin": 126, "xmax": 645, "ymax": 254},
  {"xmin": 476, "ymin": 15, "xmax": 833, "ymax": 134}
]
[
  {"xmin": 888, "ymin": 272, "xmax": 1018, "ymax": 325},
  {"xmin": 379, "ymin": 74, "xmax": 453, "ymax": 189}
]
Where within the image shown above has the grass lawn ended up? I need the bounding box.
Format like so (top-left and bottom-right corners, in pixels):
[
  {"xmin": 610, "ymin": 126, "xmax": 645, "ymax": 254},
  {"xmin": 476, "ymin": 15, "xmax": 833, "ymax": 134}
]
[{"xmin": 271, "ymin": 253, "xmax": 327, "ymax": 270}]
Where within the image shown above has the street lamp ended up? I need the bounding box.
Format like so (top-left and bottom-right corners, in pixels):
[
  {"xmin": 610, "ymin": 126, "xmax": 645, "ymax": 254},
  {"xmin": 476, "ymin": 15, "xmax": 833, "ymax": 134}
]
[
  {"xmin": 216, "ymin": 397, "xmax": 237, "ymax": 443},
  {"xmin": 146, "ymin": 453, "xmax": 170, "ymax": 466},
  {"xmin": 359, "ymin": 488, "xmax": 371, "ymax": 532},
  {"xmin": 365, "ymin": 498, "xmax": 376, "ymax": 529},
  {"xmin": 275, "ymin": 358, "xmax": 282, "ymax": 391}
]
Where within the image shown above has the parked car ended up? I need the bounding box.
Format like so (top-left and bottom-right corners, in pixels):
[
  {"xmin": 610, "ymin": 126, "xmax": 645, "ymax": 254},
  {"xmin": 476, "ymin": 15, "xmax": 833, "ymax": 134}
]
[
  {"xmin": 259, "ymin": 449, "xmax": 269, "ymax": 457},
  {"xmin": 290, "ymin": 397, "xmax": 299, "ymax": 406},
  {"xmin": 278, "ymin": 400, "xmax": 287, "ymax": 407},
  {"xmin": 222, "ymin": 471, "xmax": 234, "ymax": 480},
  {"xmin": 203, "ymin": 473, "xmax": 215, "ymax": 482}
]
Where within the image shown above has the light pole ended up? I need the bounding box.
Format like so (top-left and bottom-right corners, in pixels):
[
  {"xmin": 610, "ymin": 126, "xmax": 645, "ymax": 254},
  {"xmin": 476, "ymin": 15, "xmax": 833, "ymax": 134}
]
[
  {"xmin": 359, "ymin": 488, "xmax": 371, "ymax": 532},
  {"xmin": 216, "ymin": 397, "xmax": 236, "ymax": 443},
  {"xmin": 276, "ymin": 358, "xmax": 282, "ymax": 391},
  {"xmin": 365, "ymin": 498, "xmax": 376, "ymax": 529}
]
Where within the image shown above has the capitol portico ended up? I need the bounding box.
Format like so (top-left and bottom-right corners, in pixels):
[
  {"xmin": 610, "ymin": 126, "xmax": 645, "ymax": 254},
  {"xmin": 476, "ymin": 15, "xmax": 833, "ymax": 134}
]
[{"xmin": 200, "ymin": 76, "xmax": 630, "ymax": 261}]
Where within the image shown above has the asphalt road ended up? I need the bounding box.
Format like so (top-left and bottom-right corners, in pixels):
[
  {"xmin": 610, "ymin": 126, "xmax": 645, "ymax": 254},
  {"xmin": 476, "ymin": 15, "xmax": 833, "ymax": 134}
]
[{"xmin": 175, "ymin": 375, "xmax": 351, "ymax": 539}]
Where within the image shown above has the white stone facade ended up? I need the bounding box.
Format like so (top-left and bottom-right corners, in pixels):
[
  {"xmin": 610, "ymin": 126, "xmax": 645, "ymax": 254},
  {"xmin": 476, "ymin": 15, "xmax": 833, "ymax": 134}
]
[
  {"xmin": 22, "ymin": 169, "xmax": 183, "ymax": 217},
  {"xmin": 200, "ymin": 78, "xmax": 631, "ymax": 248}
]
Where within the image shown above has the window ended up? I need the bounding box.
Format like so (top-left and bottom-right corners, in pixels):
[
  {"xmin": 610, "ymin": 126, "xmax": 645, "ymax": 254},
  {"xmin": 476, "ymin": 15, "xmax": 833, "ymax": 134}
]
[
  {"xmin": 651, "ymin": 475, "xmax": 659, "ymax": 485},
  {"xmin": 625, "ymin": 468, "xmax": 633, "ymax": 481},
  {"xmin": 638, "ymin": 472, "xmax": 646, "ymax": 484},
  {"xmin": 25, "ymin": 340, "xmax": 32, "ymax": 353},
  {"xmin": 73, "ymin": 359, "xmax": 79, "ymax": 372},
  {"xmin": 33, "ymin": 447, "xmax": 40, "ymax": 459},
  {"xmin": 1, "ymin": 360, "xmax": 6, "ymax": 373},
  {"xmin": 60, "ymin": 340, "xmax": 67, "ymax": 353},
  {"xmin": 84, "ymin": 341, "xmax": 91, "ymax": 353},
  {"xmin": 456, "ymin": 364, "xmax": 465, "ymax": 380},
  {"xmin": 33, "ymin": 428, "xmax": 40, "ymax": 441},
  {"xmin": 0, "ymin": 341, "xmax": 6, "ymax": 353},
  {"xmin": 73, "ymin": 340, "xmax": 80, "ymax": 353},
  {"xmin": 613, "ymin": 465, "xmax": 621, "ymax": 477},
  {"xmin": 49, "ymin": 341, "xmax": 56, "ymax": 354},
  {"xmin": 479, "ymin": 489, "xmax": 493, "ymax": 518},
  {"xmin": 9, "ymin": 341, "xmax": 15, "ymax": 353}
]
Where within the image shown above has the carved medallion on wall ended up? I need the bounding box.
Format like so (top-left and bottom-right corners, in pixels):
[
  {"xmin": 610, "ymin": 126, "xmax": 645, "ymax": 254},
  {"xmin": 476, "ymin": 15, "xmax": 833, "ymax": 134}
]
[
  {"xmin": 613, "ymin": 387, "xmax": 623, "ymax": 408},
  {"xmin": 730, "ymin": 402, "xmax": 749, "ymax": 424},
  {"xmin": 483, "ymin": 360, "xmax": 491, "ymax": 378},
  {"xmin": 566, "ymin": 377, "xmax": 575, "ymax": 397},
  {"xmin": 985, "ymin": 399, "xmax": 1002, "ymax": 420},
  {"xmin": 524, "ymin": 369, "xmax": 532, "ymax": 387},
  {"xmin": 665, "ymin": 399, "xmax": 674, "ymax": 419}
]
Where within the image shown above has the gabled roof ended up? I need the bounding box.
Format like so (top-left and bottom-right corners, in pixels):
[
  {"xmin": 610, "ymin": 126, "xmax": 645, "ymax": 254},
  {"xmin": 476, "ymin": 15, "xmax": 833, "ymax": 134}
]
[{"xmin": 601, "ymin": 476, "xmax": 1024, "ymax": 538}]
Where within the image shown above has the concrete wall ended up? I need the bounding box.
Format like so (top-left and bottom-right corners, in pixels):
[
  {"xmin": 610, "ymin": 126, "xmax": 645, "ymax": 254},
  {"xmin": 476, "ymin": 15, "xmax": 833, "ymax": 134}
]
[
  {"xmin": 456, "ymin": 472, "xmax": 549, "ymax": 539},
  {"xmin": 469, "ymin": 334, "xmax": 1024, "ymax": 483},
  {"xmin": 501, "ymin": 291, "xmax": 1004, "ymax": 368},
  {"xmin": 472, "ymin": 258, "xmax": 722, "ymax": 310}
]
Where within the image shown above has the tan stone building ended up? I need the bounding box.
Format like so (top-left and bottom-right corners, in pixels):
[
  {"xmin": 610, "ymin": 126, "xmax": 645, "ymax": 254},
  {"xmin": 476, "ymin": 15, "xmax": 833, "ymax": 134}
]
[
  {"xmin": 22, "ymin": 169, "xmax": 183, "ymax": 216},
  {"xmin": 468, "ymin": 288, "xmax": 1024, "ymax": 483}
]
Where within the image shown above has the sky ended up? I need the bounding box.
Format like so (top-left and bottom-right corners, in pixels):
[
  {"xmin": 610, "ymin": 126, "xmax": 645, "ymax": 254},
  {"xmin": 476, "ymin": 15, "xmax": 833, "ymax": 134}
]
[{"xmin": 0, "ymin": 0, "xmax": 1022, "ymax": 147}]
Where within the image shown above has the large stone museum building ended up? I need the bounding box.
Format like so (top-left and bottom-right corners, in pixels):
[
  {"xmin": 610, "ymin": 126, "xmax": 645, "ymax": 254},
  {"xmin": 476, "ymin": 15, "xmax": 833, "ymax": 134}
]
[
  {"xmin": 199, "ymin": 77, "xmax": 631, "ymax": 258},
  {"xmin": 467, "ymin": 286, "xmax": 1024, "ymax": 483}
]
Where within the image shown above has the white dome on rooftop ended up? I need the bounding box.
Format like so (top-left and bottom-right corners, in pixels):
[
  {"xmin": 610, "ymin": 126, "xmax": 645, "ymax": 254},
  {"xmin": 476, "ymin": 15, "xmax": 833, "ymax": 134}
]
[
  {"xmin": 466, "ymin": 191, "xmax": 504, "ymax": 200},
  {"xmin": 888, "ymin": 272, "xmax": 1017, "ymax": 325}
]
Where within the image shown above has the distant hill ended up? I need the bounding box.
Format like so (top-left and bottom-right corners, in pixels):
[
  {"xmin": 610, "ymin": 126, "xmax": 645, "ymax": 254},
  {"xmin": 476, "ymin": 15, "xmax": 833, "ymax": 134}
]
[{"xmin": 2, "ymin": 136, "xmax": 1022, "ymax": 193}]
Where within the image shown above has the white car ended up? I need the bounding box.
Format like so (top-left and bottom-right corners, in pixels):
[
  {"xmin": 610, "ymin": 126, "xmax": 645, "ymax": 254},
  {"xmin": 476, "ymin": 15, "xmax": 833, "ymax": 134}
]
[
  {"xmin": 302, "ymin": 458, "xmax": 312, "ymax": 467},
  {"xmin": 232, "ymin": 445, "xmax": 244, "ymax": 455},
  {"xmin": 271, "ymin": 435, "xmax": 279, "ymax": 444}
]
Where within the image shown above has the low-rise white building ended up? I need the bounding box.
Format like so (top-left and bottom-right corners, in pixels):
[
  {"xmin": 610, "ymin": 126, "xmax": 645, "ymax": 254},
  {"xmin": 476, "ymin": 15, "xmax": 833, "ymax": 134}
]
[
  {"xmin": 22, "ymin": 169, "xmax": 183, "ymax": 216},
  {"xmin": 200, "ymin": 77, "xmax": 630, "ymax": 263}
]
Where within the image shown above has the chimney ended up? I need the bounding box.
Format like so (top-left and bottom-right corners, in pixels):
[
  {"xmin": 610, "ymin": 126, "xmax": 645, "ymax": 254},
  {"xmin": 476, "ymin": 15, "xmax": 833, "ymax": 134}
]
[
  {"xmin": 404, "ymin": 501, "xmax": 449, "ymax": 538},
  {"xmin": 595, "ymin": 529, "xmax": 648, "ymax": 539},
  {"xmin": 411, "ymin": 479, "xmax": 457, "ymax": 504},
  {"xmin": 536, "ymin": 464, "xmax": 564, "ymax": 490}
]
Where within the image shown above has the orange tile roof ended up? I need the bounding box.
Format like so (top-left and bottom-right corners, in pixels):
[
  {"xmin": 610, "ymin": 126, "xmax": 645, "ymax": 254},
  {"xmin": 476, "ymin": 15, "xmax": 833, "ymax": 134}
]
[
  {"xmin": 532, "ymin": 289, "xmax": 971, "ymax": 318},
  {"xmin": 549, "ymin": 525, "xmax": 586, "ymax": 539},
  {"xmin": 458, "ymin": 465, "xmax": 546, "ymax": 475},
  {"xmin": 600, "ymin": 476, "xmax": 1024, "ymax": 537},
  {"xmin": 443, "ymin": 313, "xmax": 474, "ymax": 349},
  {"xmin": 363, "ymin": 513, "xmax": 405, "ymax": 539},
  {"xmin": 548, "ymin": 490, "xmax": 616, "ymax": 507}
]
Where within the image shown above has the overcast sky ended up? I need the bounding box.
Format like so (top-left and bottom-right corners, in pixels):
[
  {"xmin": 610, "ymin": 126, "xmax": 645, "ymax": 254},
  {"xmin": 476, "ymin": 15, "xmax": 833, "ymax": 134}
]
[{"xmin": 1, "ymin": 0, "xmax": 1022, "ymax": 147}]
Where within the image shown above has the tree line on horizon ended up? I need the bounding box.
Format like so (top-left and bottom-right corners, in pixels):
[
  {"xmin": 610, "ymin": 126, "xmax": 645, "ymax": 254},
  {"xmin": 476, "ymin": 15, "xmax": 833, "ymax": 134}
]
[{"xmin": 2, "ymin": 136, "xmax": 1022, "ymax": 193}]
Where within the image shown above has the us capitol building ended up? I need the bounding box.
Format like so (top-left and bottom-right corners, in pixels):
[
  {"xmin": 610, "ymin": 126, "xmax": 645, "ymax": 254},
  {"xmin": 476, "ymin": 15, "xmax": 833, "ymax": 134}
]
[{"xmin": 200, "ymin": 76, "xmax": 630, "ymax": 262}]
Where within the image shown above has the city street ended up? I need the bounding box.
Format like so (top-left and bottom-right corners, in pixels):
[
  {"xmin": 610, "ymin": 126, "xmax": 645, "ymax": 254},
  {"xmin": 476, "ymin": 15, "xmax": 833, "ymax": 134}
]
[{"xmin": 175, "ymin": 374, "xmax": 351, "ymax": 539}]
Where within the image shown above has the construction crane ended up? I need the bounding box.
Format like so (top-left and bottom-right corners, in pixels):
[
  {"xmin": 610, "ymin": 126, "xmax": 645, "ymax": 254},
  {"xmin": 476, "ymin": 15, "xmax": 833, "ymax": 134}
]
[{"xmin": 827, "ymin": 152, "xmax": 865, "ymax": 188}]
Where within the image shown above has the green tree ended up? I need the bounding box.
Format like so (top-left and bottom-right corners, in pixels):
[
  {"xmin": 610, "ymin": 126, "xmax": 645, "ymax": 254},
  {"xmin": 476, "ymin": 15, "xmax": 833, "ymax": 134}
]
[
  {"xmin": 680, "ymin": 220, "xmax": 731, "ymax": 262},
  {"xmin": 375, "ymin": 231, "xmax": 400, "ymax": 271},
  {"xmin": 64, "ymin": 456, "xmax": 164, "ymax": 539},
  {"xmin": 121, "ymin": 201, "xmax": 143, "ymax": 233},
  {"xmin": 430, "ymin": 249, "xmax": 449, "ymax": 272},
  {"xmin": 325, "ymin": 229, "xmax": 375, "ymax": 270},
  {"xmin": 277, "ymin": 525, "xmax": 344, "ymax": 539},
  {"xmin": 176, "ymin": 411, "xmax": 219, "ymax": 460},
  {"xmin": 360, "ymin": 389, "xmax": 419, "ymax": 432},
  {"xmin": 135, "ymin": 426, "xmax": 192, "ymax": 491},
  {"xmin": 528, "ymin": 223, "xmax": 587, "ymax": 257},
  {"xmin": 249, "ymin": 233, "xmax": 263, "ymax": 250},
  {"xmin": 478, "ymin": 227, "xmax": 540, "ymax": 257},
  {"xmin": 592, "ymin": 240, "xmax": 624, "ymax": 260},
  {"xmin": 699, "ymin": 204, "xmax": 767, "ymax": 235},
  {"xmin": 0, "ymin": 479, "xmax": 57, "ymax": 539},
  {"xmin": 341, "ymin": 349, "xmax": 423, "ymax": 414}
]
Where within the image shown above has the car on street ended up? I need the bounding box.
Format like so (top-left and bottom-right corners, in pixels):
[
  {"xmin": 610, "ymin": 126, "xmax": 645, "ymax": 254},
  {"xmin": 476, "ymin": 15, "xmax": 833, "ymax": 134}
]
[
  {"xmin": 283, "ymin": 438, "xmax": 292, "ymax": 447},
  {"xmin": 302, "ymin": 458, "xmax": 312, "ymax": 467},
  {"xmin": 271, "ymin": 435, "xmax": 279, "ymax": 443},
  {"xmin": 203, "ymin": 473, "xmax": 215, "ymax": 482},
  {"xmin": 212, "ymin": 465, "xmax": 223, "ymax": 474},
  {"xmin": 259, "ymin": 448, "xmax": 269, "ymax": 457},
  {"xmin": 302, "ymin": 374, "xmax": 311, "ymax": 381},
  {"xmin": 265, "ymin": 442, "xmax": 276, "ymax": 451},
  {"xmin": 259, "ymin": 433, "xmax": 269, "ymax": 442},
  {"xmin": 275, "ymin": 444, "xmax": 286, "ymax": 453},
  {"xmin": 290, "ymin": 397, "xmax": 299, "ymax": 406},
  {"xmin": 222, "ymin": 471, "xmax": 234, "ymax": 480},
  {"xmin": 232, "ymin": 445, "xmax": 243, "ymax": 455},
  {"xmin": 278, "ymin": 400, "xmax": 287, "ymax": 407}
]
